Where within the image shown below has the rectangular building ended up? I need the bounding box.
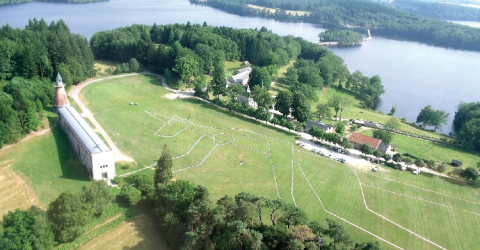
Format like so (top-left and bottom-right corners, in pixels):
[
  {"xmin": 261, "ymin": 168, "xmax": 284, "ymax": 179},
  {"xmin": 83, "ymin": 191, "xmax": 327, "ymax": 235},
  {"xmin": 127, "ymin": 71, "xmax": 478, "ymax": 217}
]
[{"xmin": 58, "ymin": 106, "xmax": 115, "ymax": 180}]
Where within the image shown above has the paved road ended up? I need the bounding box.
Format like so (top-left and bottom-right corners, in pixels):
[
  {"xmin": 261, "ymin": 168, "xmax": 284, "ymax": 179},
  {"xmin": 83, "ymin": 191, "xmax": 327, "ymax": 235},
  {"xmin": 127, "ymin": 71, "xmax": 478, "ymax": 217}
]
[{"xmin": 68, "ymin": 74, "xmax": 142, "ymax": 162}]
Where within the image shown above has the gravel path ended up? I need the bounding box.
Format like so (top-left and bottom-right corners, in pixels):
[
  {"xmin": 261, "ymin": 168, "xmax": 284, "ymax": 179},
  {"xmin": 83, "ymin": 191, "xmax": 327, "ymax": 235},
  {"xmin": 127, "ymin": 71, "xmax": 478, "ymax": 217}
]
[{"xmin": 68, "ymin": 73, "xmax": 147, "ymax": 162}]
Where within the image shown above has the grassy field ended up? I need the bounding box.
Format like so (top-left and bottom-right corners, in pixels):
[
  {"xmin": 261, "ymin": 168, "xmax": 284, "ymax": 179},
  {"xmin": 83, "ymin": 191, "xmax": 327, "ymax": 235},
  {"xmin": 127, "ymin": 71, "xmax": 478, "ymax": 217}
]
[
  {"xmin": 270, "ymin": 60, "xmax": 295, "ymax": 95},
  {"xmin": 0, "ymin": 124, "xmax": 91, "ymax": 207},
  {"xmin": 248, "ymin": 4, "xmax": 309, "ymax": 16},
  {"xmin": 94, "ymin": 60, "xmax": 116, "ymax": 78},
  {"xmin": 79, "ymin": 74, "xmax": 480, "ymax": 250},
  {"xmin": 79, "ymin": 215, "xmax": 171, "ymax": 250},
  {"xmin": 360, "ymin": 129, "xmax": 480, "ymax": 172}
]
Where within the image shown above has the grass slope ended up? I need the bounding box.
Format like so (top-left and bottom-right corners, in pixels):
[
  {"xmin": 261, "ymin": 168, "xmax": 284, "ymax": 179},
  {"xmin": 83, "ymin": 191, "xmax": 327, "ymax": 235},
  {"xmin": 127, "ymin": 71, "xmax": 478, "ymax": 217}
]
[
  {"xmin": 0, "ymin": 124, "xmax": 90, "ymax": 206},
  {"xmin": 360, "ymin": 129, "xmax": 480, "ymax": 171},
  {"xmin": 78, "ymin": 74, "xmax": 480, "ymax": 250}
]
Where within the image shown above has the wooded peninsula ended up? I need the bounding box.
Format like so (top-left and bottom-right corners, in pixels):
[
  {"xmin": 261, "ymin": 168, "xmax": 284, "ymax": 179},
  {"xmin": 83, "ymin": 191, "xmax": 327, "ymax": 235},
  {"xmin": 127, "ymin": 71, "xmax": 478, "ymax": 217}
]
[{"xmin": 192, "ymin": 0, "xmax": 480, "ymax": 52}]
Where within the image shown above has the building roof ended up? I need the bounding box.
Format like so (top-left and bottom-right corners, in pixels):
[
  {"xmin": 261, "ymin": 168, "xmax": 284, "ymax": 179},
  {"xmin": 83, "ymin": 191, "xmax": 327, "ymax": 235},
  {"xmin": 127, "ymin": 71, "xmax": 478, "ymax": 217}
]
[
  {"xmin": 53, "ymin": 73, "xmax": 69, "ymax": 108},
  {"xmin": 54, "ymin": 87, "xmax": 70, "ymax": 107},
  {"xmin": 354, "ymin": 120, "xmax": 364, "ymax": 125},
  {"xmin": 235, "ymin": 67, "xmax": 252, "ymax": 74},
  {"xmin": 452, "ymin": 159, "xmax": 462, "ymax": 164},
  {"xmin": 55, "ymin": 73, "xmax": 63, "ymax": 87},
  {"xmin": 364, "ymin": 121, "xmax": 380, "ymax": 128},
  {"xmin": 305, "ymin": 121, "xmax": 333, "ymax": 132},
  {"xmin": 377, "ymin": 142, "xmax": 390, "ymax": 154},
  {"xmin": 58, "ymin": 106, "xmax": 111, "ymax": 154},
  {"xmin": 349, "ymin": 132, "xmax": 381, "ymax": 149},
  {"xmin": 228, "ymin": 71, "xmax": 250, "ymax": 85}
]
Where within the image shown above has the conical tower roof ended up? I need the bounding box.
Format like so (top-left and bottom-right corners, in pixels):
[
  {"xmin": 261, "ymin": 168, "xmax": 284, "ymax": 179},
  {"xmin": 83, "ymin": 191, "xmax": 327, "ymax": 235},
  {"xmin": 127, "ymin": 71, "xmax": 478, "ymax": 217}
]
[
  {"xmin": 55, "ymin": 73, "xmax": 64, "ymax": 87},
  {"xmin": 53, "ymin": 73, "xmax": 70, "ymax": 108}
]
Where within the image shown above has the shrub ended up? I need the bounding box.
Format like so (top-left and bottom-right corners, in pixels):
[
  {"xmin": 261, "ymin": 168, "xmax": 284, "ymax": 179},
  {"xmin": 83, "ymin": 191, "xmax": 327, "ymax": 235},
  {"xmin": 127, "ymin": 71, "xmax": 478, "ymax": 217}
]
[
  {"xmin": 120, "ymin": 186, "xmax": 142, "ymax": 206},
  {"xmin": 373, "ymin": 150, "xmax": 382, "ymax": 158},
  {"xmin": 113, "ymin": 176, "xmax": 123, "ymax": 185}
]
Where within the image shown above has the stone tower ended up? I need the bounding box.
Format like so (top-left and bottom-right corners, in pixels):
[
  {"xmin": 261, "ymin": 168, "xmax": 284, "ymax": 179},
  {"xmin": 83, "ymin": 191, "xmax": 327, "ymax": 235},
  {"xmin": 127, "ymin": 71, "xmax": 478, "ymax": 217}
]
[{"xmin": 53, "ymin": 73, "xmax": 70, "ymax": 110}]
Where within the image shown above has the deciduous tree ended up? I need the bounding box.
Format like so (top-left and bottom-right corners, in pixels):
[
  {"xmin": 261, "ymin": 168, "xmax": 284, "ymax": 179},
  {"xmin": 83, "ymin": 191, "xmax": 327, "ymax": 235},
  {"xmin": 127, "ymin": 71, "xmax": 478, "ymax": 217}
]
[
  {"xmin": 251, "ymin": 85, "xmax": 273, "ymax": 109},
  {"xmin": 275, "ymin": 90, "xmax": 293, "ymax": 117},
  {"xmin": 315, "ymin": 104, "xmax": 332, "ymax": 121},
  {"xmin": 120, "ymin": 186, "xmax": 142, "ymax": 206},
  {"xmin": 291, "ymin": 91, "xmax": 311, "ymax": 123},
  {"xmin": 82, "ymin": 180, "xmax": 114, "ymax": 215}
]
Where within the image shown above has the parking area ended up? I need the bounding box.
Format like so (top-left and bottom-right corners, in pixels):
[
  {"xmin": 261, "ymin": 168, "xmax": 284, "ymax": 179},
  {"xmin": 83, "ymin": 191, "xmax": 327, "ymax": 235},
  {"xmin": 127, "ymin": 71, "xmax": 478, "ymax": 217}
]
[{"xmin": 296, "ymin": 138, "xmax": 390, "ymax": 173}]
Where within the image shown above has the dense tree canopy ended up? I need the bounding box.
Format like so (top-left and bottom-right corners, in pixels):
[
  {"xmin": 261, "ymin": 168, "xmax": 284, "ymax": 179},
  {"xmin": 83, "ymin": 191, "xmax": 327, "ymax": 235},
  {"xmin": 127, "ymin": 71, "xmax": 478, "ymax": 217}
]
[
  {"xmin": 194, "ymin": 0, "xmax": 480, "ymax": 52},
  {"xmin": 416, "ymin": 105, "xmax": 449, "ymax": 131},
  {"xmin": 319, "ymin": 29, "xmax": 364, "ymax": 44},
  {"xmin": 0, "ymin": 206, "xmax": 54, "ymax": 250},
  {"xmin": 388, "ymin": 0, "xmax": 480, "ymax": 22},
  {"xmin": 0, "ymin": 19, "xmax": 95, "ymax": 148}
]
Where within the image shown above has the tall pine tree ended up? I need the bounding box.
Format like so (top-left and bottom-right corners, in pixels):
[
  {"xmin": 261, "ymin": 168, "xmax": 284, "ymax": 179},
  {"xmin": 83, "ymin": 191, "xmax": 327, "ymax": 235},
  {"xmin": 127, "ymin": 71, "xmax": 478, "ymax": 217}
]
[
  {"xmin": 155, "ymin": 144, "xmax": 173, "ymax": 186},
  {"xmin": 210, "ymin": 51, "xmax": 226, "ymax": 98}
]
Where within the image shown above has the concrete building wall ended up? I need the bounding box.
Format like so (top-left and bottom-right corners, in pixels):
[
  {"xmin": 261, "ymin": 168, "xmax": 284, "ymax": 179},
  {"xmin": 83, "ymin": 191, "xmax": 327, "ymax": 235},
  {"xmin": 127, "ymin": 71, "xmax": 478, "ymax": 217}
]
[
  {"xmin": 91, "ymin": 152, "xmax": 115, "ymax": 180},
  {"xmin": 58, "ymin": 112, "xmax": 115, "ymax": 181}
]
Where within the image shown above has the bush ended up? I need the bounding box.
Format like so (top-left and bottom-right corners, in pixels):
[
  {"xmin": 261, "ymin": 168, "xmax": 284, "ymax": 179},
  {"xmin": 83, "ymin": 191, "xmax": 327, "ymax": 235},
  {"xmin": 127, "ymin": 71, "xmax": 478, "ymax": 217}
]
[
  {"xmin": 118, "ymin": 161, "xmax": 136, "ymax": 170},
  {"xmin": 120, "ymin": 186, "xmax": 142, "ymax": 206},
  {"xmin": 373, "ymin": 150, "xmax": 382, "ymax": 158},
  {"xmin": 113, "ymin": 176, "xmax": 123, "ymax": 185},
  {"xmin": 437, "ymin": 164, "xmax": 446, "ymax": 173}
]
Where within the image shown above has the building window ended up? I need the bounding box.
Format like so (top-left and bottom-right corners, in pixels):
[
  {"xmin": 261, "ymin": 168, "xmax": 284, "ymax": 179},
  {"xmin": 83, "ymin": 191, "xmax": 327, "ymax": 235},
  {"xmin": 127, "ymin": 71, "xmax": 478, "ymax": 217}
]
[{"xmin": 102, "ymin": 172, "xmax": 108, "ymax": 179}]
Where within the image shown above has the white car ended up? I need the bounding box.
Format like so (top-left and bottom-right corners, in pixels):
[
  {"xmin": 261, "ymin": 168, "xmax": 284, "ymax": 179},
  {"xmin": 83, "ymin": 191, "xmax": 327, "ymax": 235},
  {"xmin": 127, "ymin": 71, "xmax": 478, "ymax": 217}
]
[{"xmin": 372, "ymin": 167, "xmax": 379, "ymax": 172}]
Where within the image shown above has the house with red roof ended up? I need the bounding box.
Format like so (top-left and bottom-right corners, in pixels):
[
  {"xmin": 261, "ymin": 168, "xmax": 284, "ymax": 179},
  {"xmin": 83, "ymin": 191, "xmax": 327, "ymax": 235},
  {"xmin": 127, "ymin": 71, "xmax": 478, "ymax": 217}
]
[{"xmin": 348, "ymin": 132, "xmax": 391, "ymax": 154}]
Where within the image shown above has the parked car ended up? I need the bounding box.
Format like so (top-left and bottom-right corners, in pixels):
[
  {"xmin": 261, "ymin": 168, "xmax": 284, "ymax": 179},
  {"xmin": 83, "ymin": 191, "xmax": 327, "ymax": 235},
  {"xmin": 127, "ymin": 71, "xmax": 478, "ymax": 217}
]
[{"xmin": 372, "ymin": 167, "xmax": 379, "ymax": 172}]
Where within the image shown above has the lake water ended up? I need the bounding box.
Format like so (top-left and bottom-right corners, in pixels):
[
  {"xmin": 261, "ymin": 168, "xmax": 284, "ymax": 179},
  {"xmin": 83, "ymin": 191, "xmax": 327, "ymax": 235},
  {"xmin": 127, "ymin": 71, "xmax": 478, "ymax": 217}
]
[{"xmin": 1, "ymin": 0, "xmax": 479, "ymax": 134}]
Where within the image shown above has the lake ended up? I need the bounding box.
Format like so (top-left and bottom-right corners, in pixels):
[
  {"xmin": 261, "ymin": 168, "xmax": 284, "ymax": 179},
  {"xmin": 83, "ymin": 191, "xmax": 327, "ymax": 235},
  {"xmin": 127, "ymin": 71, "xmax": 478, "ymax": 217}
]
[{"xmin": 1, "ymin": 0, "xmax": 479, "ymax": 134}]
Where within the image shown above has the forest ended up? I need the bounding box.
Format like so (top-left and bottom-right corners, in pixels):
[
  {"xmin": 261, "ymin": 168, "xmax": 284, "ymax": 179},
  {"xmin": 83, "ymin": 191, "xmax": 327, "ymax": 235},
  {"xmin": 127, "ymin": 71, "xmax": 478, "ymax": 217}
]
[
  {"xmin": 191, "ymin": 0, "xmax": 480, "ymax": 52},
  {"xmin": 0, "ymin": 19, "xmax": 95, "ymax": 148},
  {"xmin": 318, "ymin": 29, "xmax": 364, "ymax": 44},
  {"xmin": 387, "ymin": 0, "xmax": 480, "ymax": 22},
  {"xmin": 0, "ymin": 0, "xmax": 106, "ymax": 5},
  {"xmin": 90, "ymin": 22, "xmax": 384, "ymax": 126},
  {"xmin": 454, "ymin": 102, "xmax": 480, "ymax": 151}
]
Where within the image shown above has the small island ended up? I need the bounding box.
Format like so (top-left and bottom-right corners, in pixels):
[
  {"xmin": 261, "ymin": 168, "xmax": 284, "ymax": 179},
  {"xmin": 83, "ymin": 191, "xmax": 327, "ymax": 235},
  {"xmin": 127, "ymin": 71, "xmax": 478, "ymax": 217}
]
[{"xmin": 318, "ymin": 29, "xmax": 366, "ymax": 45}]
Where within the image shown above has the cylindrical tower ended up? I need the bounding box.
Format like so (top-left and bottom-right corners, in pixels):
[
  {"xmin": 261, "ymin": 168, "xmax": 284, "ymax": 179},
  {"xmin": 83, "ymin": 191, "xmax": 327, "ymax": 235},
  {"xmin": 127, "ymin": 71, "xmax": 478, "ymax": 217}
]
[{"xmin": 53, "ymin": 73, "xmax": 70, "ymax": 111}]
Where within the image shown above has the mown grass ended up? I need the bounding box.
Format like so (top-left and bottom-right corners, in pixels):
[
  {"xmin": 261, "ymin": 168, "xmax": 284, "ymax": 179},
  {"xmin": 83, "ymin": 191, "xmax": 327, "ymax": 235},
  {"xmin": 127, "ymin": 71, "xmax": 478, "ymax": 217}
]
[
  {"xmin": 311, "ymin": 84, "xmax": 451, "ymax": 140},
  {"xmin": 79, "ymin": 74, "xmax": 480, "ymax": 250},
  {"xmin": 0, "ymin": 125, "xmax": 90, "ymax": 206},
  {"xmin": 360, "ymin": 130, "xmax": 480, "ymax": 172}
]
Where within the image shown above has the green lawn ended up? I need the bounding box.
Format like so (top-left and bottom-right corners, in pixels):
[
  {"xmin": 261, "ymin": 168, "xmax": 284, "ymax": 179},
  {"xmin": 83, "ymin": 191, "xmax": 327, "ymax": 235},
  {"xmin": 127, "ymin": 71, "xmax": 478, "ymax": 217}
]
[
  {"xmin": 361, "ymin": 130, "xmax": 480, "ymax": 172},
  {"xmin": 0, "ymin": 121, "xmax": 91, "ymax": 206},
  {"xmin": 309, "ymin": 83, "xmax": 451, "ymax": 140},
  {"xmin": 78, "ymin": 74, "xmax": 480, "ymax": 250}
]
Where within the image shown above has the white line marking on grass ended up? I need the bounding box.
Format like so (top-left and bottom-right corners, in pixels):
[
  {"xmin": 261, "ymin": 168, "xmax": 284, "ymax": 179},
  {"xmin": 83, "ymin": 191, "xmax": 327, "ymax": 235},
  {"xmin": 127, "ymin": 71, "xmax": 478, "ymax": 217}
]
[
  {"xmin": 172, "ymin": 135, "xmax": 207, "ymax": 159},
  {"xmin": 240, "ymin": 135, "xmax": 282, "ymax": 199},
  {"xmin": 144, "ymin": 111, "xmax": 447, "ymax": 249},
  {"xmin": 347, "ymin": 165, "xmax": 447, "ymax": 250},
  {"xmin": 356, "ymin": 169, "xmax": 480, "ymax": 205},
  {"xmin": 173, "ymin": 145, "xmax": 218, "ymax": 173},
  {"xmin": 295, "ymin": 162, "xmax": 405, "ymax": 250},
  {"xmin": 230, "ymin": 143, "xmax": 269, "ymax": 154},
  {"xmin": 361, "ymin": 183, "xmax": 480, "ymax": 216},
  {"xmin": 291, "ymin": 144, "xmax": 297, "ymax": 207},
  {"xmin": 119, "ymin": 165, "xmax": 154, "ymax": 177}
]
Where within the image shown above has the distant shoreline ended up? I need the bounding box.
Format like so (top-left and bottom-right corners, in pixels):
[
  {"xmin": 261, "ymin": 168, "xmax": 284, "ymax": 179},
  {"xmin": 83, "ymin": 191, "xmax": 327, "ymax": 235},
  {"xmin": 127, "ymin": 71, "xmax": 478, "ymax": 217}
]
[{"xmin": 0, "ymin": 0, "xmax": 107, "ymax": 6}]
